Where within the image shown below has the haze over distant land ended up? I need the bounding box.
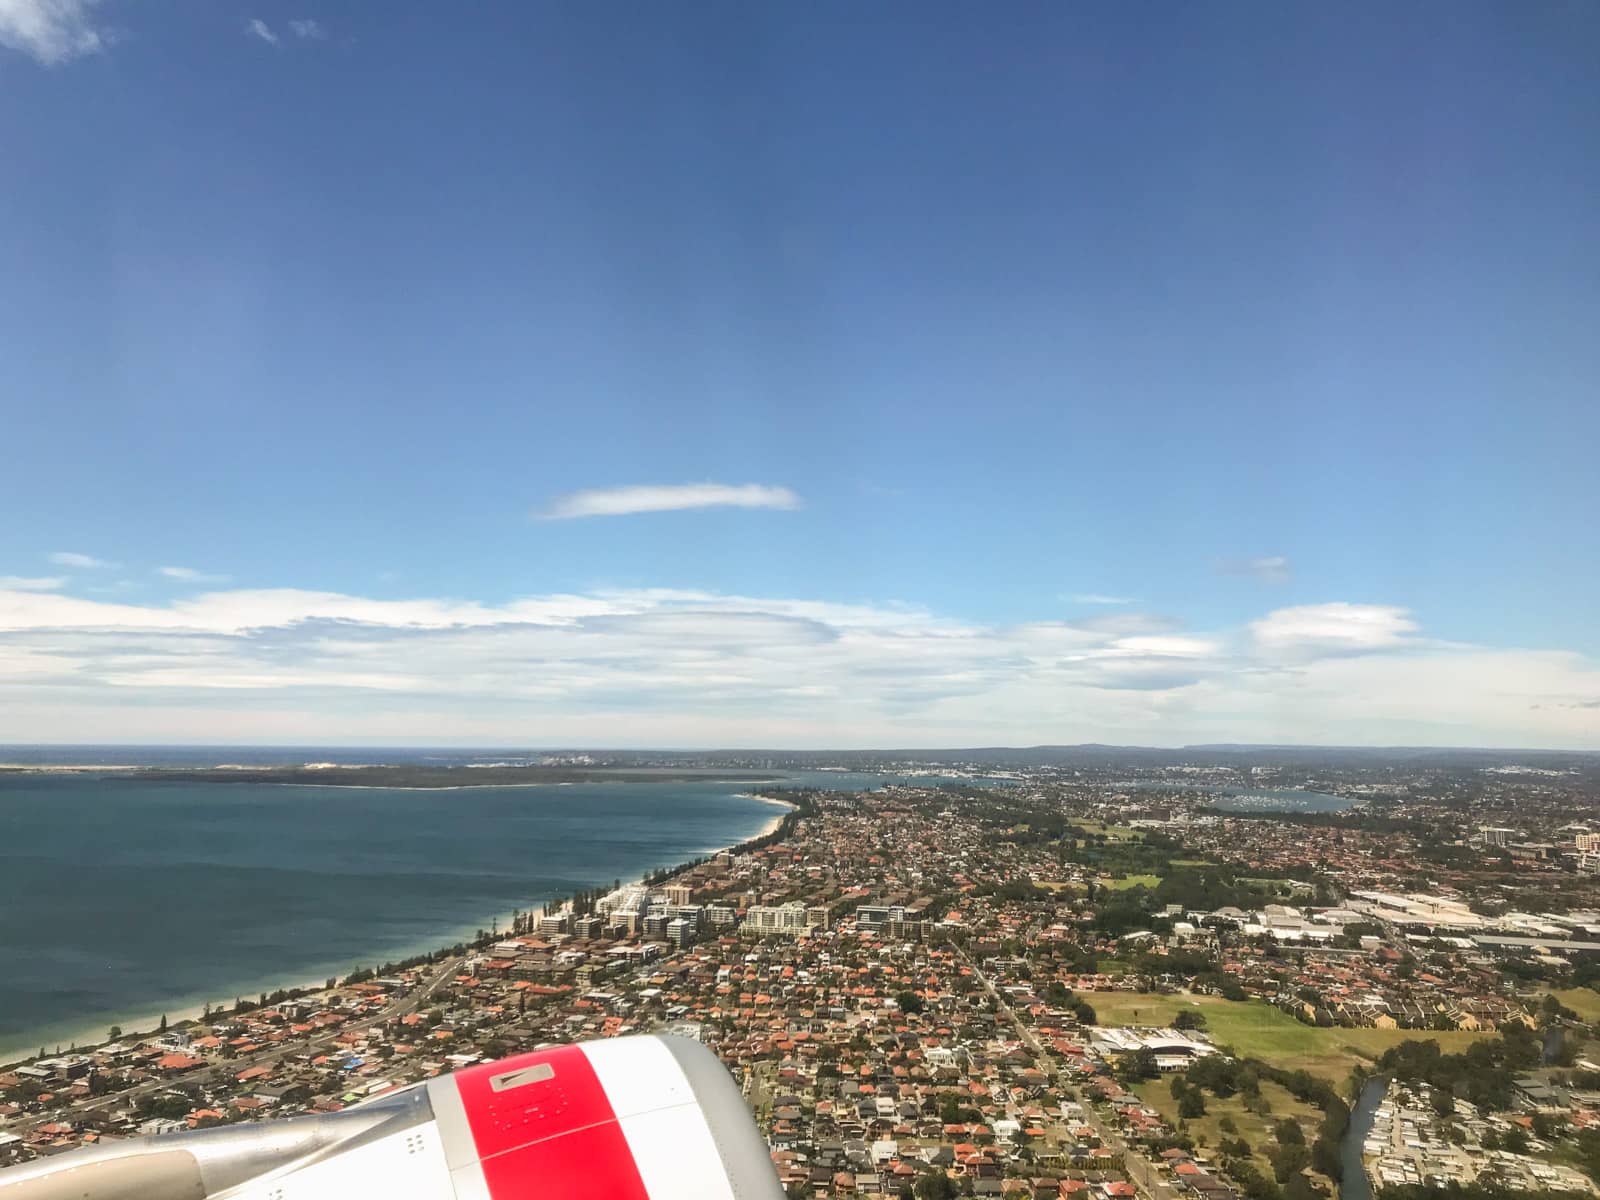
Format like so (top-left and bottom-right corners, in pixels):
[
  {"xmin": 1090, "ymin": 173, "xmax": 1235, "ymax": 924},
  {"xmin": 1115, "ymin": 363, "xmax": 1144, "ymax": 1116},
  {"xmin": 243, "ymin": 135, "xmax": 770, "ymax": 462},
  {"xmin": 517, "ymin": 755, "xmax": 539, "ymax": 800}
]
[
  {"xmin": 2, "ymin": 5, "xmax": 1597, "ymax": 749},
  {"xmin": 3, "ymin": 744, "xmax": 1595, "ymax": 773}
]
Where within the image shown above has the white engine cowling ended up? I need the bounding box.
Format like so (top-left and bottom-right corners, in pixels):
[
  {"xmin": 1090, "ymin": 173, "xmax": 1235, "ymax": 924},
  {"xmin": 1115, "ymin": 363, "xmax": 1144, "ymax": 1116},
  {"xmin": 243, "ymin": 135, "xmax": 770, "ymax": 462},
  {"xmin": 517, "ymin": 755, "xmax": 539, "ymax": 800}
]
[{"xmin": 0, "ymin": 1035, "xmax": 784, "ymax": 1200}]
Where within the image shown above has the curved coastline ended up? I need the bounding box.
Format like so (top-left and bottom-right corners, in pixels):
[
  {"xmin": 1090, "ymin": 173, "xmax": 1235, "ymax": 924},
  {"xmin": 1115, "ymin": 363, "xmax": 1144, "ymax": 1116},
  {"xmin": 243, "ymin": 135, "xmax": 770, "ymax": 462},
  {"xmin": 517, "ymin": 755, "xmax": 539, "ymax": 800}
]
[{"xmin": 0, "ymin": 793, "xmax": 798, "ymax": 1069}]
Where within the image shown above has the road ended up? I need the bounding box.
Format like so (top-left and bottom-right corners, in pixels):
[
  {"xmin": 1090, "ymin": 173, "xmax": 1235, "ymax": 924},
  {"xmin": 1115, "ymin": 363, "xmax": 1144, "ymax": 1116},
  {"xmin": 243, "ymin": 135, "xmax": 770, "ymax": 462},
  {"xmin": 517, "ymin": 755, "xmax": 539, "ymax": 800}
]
[
  {"xmin": 11, "ymin": 958, "xmax": 463, "ymax": 1138},
  {"xmin": 955, "ymin": 948, "xmax": 1177, "ymax": 1200}
]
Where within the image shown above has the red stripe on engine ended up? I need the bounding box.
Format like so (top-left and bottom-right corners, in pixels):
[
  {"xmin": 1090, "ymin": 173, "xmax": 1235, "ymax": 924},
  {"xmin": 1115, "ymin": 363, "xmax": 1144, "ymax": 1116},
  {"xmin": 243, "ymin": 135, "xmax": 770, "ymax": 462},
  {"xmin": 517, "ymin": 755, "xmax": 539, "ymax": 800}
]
[
  {"xmin": 480, "ymin": 1117, "xmax": 649, "ymax": 1200},
  {"xmin": 450, "ymin": 1043, "xmax": 650, "ymax": 1200}
]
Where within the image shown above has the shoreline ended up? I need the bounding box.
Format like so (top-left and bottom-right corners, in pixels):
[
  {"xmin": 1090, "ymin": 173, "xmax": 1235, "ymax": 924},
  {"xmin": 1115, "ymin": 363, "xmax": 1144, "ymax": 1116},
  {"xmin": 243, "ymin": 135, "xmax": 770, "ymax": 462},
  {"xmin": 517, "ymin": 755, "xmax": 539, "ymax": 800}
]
[{"xmin": 0, "ymin": 794, "xmax": 800, "ymax": 1070}]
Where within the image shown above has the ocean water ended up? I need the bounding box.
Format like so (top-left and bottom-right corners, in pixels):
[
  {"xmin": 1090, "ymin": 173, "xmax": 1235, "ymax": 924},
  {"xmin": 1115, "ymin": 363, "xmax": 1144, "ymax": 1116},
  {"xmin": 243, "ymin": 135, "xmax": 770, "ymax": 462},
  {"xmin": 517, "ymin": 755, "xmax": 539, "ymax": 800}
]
[{"xmin": 0, "ymin": 772, "xmax": 785, "ymax": 1063}]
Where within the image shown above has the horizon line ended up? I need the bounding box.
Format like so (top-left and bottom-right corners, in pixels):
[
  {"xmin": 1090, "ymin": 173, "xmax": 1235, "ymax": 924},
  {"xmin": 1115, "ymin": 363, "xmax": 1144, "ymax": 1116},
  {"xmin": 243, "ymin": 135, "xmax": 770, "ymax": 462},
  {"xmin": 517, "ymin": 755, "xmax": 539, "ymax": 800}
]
[{"xmin": 2, "ymin": 740, "xmax": 1594, "ymax": 756}]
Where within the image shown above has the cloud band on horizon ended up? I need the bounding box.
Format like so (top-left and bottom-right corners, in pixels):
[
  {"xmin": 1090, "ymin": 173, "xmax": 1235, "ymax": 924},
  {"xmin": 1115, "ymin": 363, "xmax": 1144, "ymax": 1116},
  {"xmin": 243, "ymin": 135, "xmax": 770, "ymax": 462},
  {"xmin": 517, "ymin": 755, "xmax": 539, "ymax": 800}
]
[{"xmin": 0, "ymin": 579, "xmax": 1596, "ymax": 749}]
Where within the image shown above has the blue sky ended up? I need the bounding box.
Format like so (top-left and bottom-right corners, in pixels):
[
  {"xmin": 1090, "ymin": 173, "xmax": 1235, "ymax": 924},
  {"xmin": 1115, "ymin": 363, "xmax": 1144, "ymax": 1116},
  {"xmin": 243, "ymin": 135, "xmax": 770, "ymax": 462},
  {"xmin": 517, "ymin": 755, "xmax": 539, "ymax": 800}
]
[{"xmin": 2, "ymin": 2, "xmax": 1597, "ymax": 747}]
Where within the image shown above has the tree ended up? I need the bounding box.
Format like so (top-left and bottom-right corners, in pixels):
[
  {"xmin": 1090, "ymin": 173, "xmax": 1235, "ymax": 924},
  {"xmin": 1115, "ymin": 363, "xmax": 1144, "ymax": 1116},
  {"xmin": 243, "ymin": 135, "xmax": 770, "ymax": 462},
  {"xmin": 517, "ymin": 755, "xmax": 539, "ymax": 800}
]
[
  {"xmin": 896, "ymin": 991, "xmax": 925, "ymax": 1015},
  {"xmin": 1310, "ymin": 1137, "xmax": 1341, "ymax": 1179},
  {"xmin": 107, "ymin": 1026, "xmax": 122, "ymax": 1041},
  {"xmin": 1178, "ymin": 1088, "xmax": 1207, "ymax": 1119},
  {"xmin": 1270, "ymin": 1141, "xmax": 1309, "ymax": 1183},
  {"xmin": 1533, "ymin": 1112, "xmax": 1567, "ymax": 1141},
  {"xmin": 1120, "ymin": 1048, "xmax": 1158, "ymax": 1083},
  {"xmin": 1173, "ymin": 1009, "xmax": 1206, "ymax": 1031},
  {"xmin": 158, "ymin": 1013, "xmax": 168, "ymax": 1032},
  {"xmin": 1541, "ymin": 993, "xmax": 1577, "ymax": 1023},
  {"xmin": 1574, "ymin": 1128, "xmax": 1600, "ymax": 1182},
  {"xmin": 1275, "ymin": 1118, "xmax": 1304, "ymax": 1146},
  {"xmin": 1432, "ymin": 1086, "xmax": 1455, "ymax": 1117},
  {"xmin": 1234, "ymin": 1161, "xmax": 1284, "ymax": 1200},
  {"xmin": 140, "ymin": 1093, "xmax": 197, "ymax": 1121}
]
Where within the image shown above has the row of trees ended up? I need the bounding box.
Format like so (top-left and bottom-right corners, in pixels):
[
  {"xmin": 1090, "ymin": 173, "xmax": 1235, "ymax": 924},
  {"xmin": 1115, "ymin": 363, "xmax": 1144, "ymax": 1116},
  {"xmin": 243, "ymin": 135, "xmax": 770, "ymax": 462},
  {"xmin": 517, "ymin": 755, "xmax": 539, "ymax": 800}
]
[
  {"xmin": 1374, "ymin": 1024, "xmax": 1542, "ymax": 1111},
  {"xmin": 1172, "ymin": 1053, "xmax": 1347, "ymax": 1188}
]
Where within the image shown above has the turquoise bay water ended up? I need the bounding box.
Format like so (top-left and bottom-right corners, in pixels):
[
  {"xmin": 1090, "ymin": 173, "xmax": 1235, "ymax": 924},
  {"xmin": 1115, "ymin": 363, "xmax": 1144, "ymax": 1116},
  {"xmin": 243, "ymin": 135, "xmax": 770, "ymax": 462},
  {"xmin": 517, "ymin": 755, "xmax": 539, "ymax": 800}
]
[
  {"xmin": 0, "ymin": 773, "xmax": 785, "ymax": 1063},
  {"xmin": 1207, "ymin": 787, "xmax": 1359, "ymax": 813}
]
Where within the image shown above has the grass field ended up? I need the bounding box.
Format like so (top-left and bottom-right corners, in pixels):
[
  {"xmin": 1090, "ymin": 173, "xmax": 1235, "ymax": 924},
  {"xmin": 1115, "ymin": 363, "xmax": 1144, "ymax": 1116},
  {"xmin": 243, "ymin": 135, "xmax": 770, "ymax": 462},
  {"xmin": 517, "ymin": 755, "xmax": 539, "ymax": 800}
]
[
  {"xmin": 1100, "ymin": 874, "xmax": 1162, "ymax": 891},
  {"xmin": 1553, "ymin": 988, "xmax": 1600, "ymax": 1023},
  {"xmin": 1086, "ymin": 993, "xmax": 1493, "ymax": 1082},
  {"xmin": 1069, "ymin": 819, "xmax": 1142, "ymax": 842},
  {"xmin": 1038, "ymin": 875, "xmax": 1162, "ymax": 894}
]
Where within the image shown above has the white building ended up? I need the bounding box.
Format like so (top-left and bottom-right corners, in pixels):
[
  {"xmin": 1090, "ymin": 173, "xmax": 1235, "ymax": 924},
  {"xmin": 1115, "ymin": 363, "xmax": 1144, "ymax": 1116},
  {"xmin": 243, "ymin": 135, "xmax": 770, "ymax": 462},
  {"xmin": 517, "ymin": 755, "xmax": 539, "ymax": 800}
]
[
  {"xmin": 743, "ymin": 902, "xmax": 824, "ymax": 936},
  {"xmin": 1088, "ymin": 1027, "xmax": 1218, "ymax": 1071}
]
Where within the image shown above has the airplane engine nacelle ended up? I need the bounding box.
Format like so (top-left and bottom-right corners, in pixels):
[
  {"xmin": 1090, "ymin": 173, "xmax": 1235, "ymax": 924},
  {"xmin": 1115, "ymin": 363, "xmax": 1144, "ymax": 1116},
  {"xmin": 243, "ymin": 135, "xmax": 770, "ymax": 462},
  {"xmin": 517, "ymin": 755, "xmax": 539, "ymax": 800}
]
[{"xmin": 0, "ymin": 1035, "xmax": 784, "ymax": 1200}]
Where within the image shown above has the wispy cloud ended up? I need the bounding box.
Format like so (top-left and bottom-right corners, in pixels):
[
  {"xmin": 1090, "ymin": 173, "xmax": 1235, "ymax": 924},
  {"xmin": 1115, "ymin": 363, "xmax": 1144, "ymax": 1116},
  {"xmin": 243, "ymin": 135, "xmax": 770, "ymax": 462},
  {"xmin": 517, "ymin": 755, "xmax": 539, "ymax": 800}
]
[
  {"xmin": 0, "ymin": 576, "xmax": 66, "ymax": 592},
  {"xmin": 0, "ymin": 0, "xmax": 110, "ymax": 65},
  {"xmin": 1218, "ymin": 554, "xmax": 1292, "ymax": 584},
  {"xmin": 158, "ymin": 566, "xmax": 232, "ymax": 585},
  {"xmin": 246, "ymin": 17, "xmax": 325, "ymax": 47},
  {"xmin": 48, "ymin": 551, "xmax": 116, "ymax": 569},
  {"xmin": 244, "ymin": 17, "xmax": 279, "ymax": 45},
  {"xmin": 539, "ymin": 483, "xmax": 803, "ymax": 520},
  {"xmin": 1067, "ymin": 593, "xmax": 1135, "ymax": 606}
]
